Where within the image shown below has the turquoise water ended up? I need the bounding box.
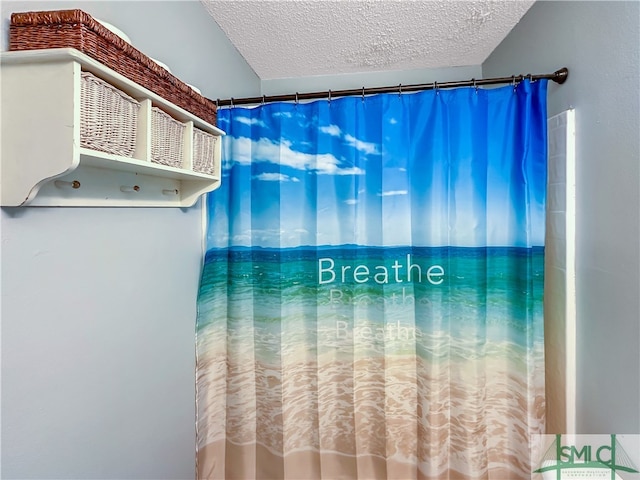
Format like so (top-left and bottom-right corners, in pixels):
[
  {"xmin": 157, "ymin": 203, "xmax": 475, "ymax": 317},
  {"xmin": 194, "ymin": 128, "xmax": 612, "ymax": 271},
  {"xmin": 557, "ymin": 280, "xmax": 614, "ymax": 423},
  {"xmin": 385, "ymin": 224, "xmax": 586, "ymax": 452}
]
[
  {"xmin": 195, "ymin": 245, "xmax": 546, "ymax": 477},
  {"xmin": 196, "ymin": 245, "xmax": 544, "ymax": 357}
]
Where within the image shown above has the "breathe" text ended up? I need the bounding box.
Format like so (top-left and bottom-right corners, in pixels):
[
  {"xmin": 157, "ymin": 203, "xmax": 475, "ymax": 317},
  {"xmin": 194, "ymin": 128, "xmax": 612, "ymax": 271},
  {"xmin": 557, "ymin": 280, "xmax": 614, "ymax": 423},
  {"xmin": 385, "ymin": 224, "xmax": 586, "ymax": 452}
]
[{"xmin": 318, "ymin": 254, "xmax": 444, "ymax": 285}]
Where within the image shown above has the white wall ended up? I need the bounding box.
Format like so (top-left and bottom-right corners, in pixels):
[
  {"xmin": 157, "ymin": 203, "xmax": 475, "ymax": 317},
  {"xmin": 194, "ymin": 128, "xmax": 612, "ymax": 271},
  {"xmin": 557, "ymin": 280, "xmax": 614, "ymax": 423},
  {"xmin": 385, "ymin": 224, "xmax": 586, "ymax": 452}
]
[
  {"xmin": 0, "ymin": 2, "xmax": 260, "ymax": 478},
  {"xmin": 1, "ymin": 207, "xmax": 204, "ymax": 479},
  {"xmin": 545, "ymin": 110, "xmax": 577, "ymax": 433},
  {"xmin": 483, "ymin": 0, "xmax": 640, "ymax": 434}
]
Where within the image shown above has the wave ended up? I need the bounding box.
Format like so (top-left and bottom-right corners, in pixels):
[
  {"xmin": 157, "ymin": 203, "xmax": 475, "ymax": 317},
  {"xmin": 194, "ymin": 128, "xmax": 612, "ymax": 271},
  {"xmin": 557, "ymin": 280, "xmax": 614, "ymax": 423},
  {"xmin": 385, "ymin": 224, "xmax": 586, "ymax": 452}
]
[{"xmin": 196, "ymin": 350, "xmax": 544, "ymax": 479}]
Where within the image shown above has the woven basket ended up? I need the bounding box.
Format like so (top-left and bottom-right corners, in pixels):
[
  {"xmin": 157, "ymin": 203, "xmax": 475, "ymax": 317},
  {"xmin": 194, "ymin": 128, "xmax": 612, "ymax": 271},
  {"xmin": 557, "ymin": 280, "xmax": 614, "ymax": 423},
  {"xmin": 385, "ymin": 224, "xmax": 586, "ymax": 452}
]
[
  {"xmin": 80, "ymin": 71, "xmax": 139, "ymax": 157},
  {"xmin": 193, "ymin": 128, "xmax": 218, "ymax": 176},
  {"xmin": 9, "ymin": 9, "xmax": 217, "ymax": 126},
  {"xmin": 151, "ymin": 107, "xmax": 185, "ymax": 168}
]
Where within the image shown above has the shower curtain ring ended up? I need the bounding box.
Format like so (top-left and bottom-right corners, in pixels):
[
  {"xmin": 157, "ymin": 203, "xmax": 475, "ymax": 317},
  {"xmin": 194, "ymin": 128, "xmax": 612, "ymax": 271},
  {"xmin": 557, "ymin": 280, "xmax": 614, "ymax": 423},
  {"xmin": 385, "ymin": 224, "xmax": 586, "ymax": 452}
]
[
  {"xmin": 216, "ymin": 98, "xmax": 219, "ymax": 109},
  {"xmin": 434, "ymin": 81, "xmax": 439, "ymax": 94},
  {"xmin": 262, "ymin": 95, "xmax": 266, "ymax": 106},
  {"xmin": 362, "ymin": 87, "xmax": 365, "ymax": 101},
  {"xmin": 472, "ymin": 78, "xmax": 478, "ymax": 93},
  {"xmin": 398, "ymin": 83, "xmax": 402, "ymax": 96},
  {"xmin": 230, "ymin": 98, "xmax": 234, "ymax": 107},
  {"xmin": 295, "ymin": 92, "xmax": 299, "ymax": 105},
  {"xmin": 328, "ymin": 90, "xmax": 332, "ymax": 104}
]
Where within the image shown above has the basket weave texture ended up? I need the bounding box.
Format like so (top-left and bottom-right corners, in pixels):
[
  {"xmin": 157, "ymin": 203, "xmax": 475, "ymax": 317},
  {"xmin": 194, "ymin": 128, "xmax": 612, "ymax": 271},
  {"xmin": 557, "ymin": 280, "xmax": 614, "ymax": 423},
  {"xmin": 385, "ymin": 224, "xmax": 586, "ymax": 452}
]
[
  {"xmin": 80, "ymin": 71, "xmax": 139, "ymax": 157},
  {"xmin": 9, "ymin": 9, "xmax": 217, "ymax": 126},
  {"xmin": 151, "ymin": 107, "xmax": 185, "ymax": 168},
  {"xmin": 193, "ymin": 128, "xmax": 218, "ymax": 176}
]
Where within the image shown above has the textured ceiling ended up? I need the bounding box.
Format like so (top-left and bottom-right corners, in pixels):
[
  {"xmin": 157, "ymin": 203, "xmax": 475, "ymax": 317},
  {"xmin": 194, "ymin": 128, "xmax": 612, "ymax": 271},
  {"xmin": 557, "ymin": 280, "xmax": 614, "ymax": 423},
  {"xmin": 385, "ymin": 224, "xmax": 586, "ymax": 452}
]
[{"xmin": 201, "ymin": 0, "xmax": 536, "ymax": 80}]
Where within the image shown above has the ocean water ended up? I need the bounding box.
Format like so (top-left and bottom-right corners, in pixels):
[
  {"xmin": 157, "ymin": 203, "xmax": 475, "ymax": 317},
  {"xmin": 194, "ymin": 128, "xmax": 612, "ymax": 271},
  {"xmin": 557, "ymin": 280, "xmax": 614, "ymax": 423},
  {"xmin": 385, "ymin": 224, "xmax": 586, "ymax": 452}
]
[{"xmin": 196, "ymin": 246, "xmax": 545, "ymax": 479}]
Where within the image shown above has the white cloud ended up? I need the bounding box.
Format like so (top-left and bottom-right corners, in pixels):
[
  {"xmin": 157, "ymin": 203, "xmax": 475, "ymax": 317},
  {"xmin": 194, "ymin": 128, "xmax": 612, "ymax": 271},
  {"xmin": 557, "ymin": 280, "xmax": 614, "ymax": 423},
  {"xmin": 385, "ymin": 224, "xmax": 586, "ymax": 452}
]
[
  {"xmin": 231, "ymin": 234, "xmax": 251, "ymax": 244},
  {"xmin": 321, "ymin": 126, "xmax": 379, "ymax": 156},
  {"xmin": 389, "ymin": 118, "xmax": 398, "ymax": 125},
  {"xmin": 335, "ymin": 167, "xmax": 365, "ymax": 175},
  {"xmin": 236, "ymin": 116, "xmax": 266, "ymax": 127},
  {"xmin": 344, "ymin": 199, "xmax": 358, "ymax": 205},
  {"xmin": 226, "ymin": 135, "xmax": 363, "ymax": 175},
  {"xmin": 379, "ymin": 190, "xmax": 408, "ymax": 197},
  {"xmin": 272, "ymin": 111, "xmax": 293, "ymax": 118},
  {"xmin": 231, "ymin": 229, "xmax": 284, "ymax": 245},
  {"xmin": 320, "ymin": 124, "xmax": 342, "ymax": 137},
  {"xmin": 252, "ymin": 172, "xmax": 300, "ymax": 182},
  {"xmin": 344, "ymin": 134, "xmax": 379, "ymax": 155}
]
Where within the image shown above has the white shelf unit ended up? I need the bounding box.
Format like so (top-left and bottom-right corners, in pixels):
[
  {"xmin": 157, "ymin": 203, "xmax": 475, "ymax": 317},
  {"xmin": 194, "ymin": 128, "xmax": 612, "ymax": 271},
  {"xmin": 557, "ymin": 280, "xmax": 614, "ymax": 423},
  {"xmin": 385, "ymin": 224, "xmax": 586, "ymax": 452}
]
[{"xmin": 0, "ymin": 48, "xmax": 225, "ymax": 207}]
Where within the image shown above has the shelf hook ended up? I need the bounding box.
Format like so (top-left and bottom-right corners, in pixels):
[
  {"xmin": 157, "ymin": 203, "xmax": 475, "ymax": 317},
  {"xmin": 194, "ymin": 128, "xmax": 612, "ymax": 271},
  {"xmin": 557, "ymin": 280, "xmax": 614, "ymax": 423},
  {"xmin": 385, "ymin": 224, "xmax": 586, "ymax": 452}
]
[{"xmin": 54, "ymin": 180, "xmax": 81, "ymax": 189}]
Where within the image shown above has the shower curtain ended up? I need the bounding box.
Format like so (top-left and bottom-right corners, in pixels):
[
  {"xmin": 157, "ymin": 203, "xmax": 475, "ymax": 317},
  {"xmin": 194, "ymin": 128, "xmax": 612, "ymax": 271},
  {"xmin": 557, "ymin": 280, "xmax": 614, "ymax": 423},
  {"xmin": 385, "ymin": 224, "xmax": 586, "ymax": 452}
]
[{"xmin": 196, "ymin": 79, "xmax": 548, "ymax": 480}]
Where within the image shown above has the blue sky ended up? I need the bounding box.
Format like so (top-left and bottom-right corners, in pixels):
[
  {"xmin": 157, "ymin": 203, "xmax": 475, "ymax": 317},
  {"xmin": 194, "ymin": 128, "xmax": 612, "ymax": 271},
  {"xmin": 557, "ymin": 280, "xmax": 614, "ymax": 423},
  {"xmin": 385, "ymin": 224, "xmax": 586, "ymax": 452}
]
[{"xmin": 206, "ymin": 81, "xmax": 548, "ymax": 250}]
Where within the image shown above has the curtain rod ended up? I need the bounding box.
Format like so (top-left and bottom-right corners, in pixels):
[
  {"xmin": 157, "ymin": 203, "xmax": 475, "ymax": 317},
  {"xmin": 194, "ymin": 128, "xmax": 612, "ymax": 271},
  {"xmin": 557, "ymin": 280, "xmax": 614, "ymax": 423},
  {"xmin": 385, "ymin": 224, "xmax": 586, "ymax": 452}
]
[{"xmin": 215, "ymin": 67, "xmax": 568, "ymax": 107}]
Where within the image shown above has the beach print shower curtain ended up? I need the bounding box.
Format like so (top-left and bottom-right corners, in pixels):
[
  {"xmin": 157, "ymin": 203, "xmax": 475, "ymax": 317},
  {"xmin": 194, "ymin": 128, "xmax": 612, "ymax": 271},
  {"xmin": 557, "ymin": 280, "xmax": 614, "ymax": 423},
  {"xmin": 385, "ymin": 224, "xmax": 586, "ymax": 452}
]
[{"xmin": 196, "ymin": 79, "xmax": 548, "ymax": 480}]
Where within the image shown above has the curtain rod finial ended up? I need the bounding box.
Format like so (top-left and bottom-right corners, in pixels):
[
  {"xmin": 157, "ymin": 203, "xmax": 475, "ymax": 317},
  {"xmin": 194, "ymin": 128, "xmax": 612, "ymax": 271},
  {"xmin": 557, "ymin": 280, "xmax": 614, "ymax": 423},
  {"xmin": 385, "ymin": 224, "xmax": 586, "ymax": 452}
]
[{"xmin": 553, "ymin": 67, "xmax": 569, "ymax": 84}]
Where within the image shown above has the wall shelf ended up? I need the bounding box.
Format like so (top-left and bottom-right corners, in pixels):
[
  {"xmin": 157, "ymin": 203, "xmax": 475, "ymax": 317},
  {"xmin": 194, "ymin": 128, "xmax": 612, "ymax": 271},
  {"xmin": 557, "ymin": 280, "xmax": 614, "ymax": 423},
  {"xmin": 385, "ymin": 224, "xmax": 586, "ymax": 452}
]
[{"xmin": 0, "ymin": 48, "xmax": 225, "ymax": 207}]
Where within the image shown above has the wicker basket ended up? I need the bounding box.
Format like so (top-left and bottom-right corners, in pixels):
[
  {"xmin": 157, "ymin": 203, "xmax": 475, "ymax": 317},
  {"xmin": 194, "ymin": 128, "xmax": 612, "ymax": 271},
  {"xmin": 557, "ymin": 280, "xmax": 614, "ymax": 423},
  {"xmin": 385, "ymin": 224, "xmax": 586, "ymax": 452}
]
[
  {"xmin": 151, "ymin": 107, "xmax": 185, "ymax": 168},
  {"xmin": 193, "ymin": 128, "xmax": 218, "ymax": 176},
  {"xmin": 80, "ymin": 71, "xmax": 139, "ymax": 157},
  {"xmin": 9, "ymin": 9, "xmax": 217, "ymax": 126}
]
